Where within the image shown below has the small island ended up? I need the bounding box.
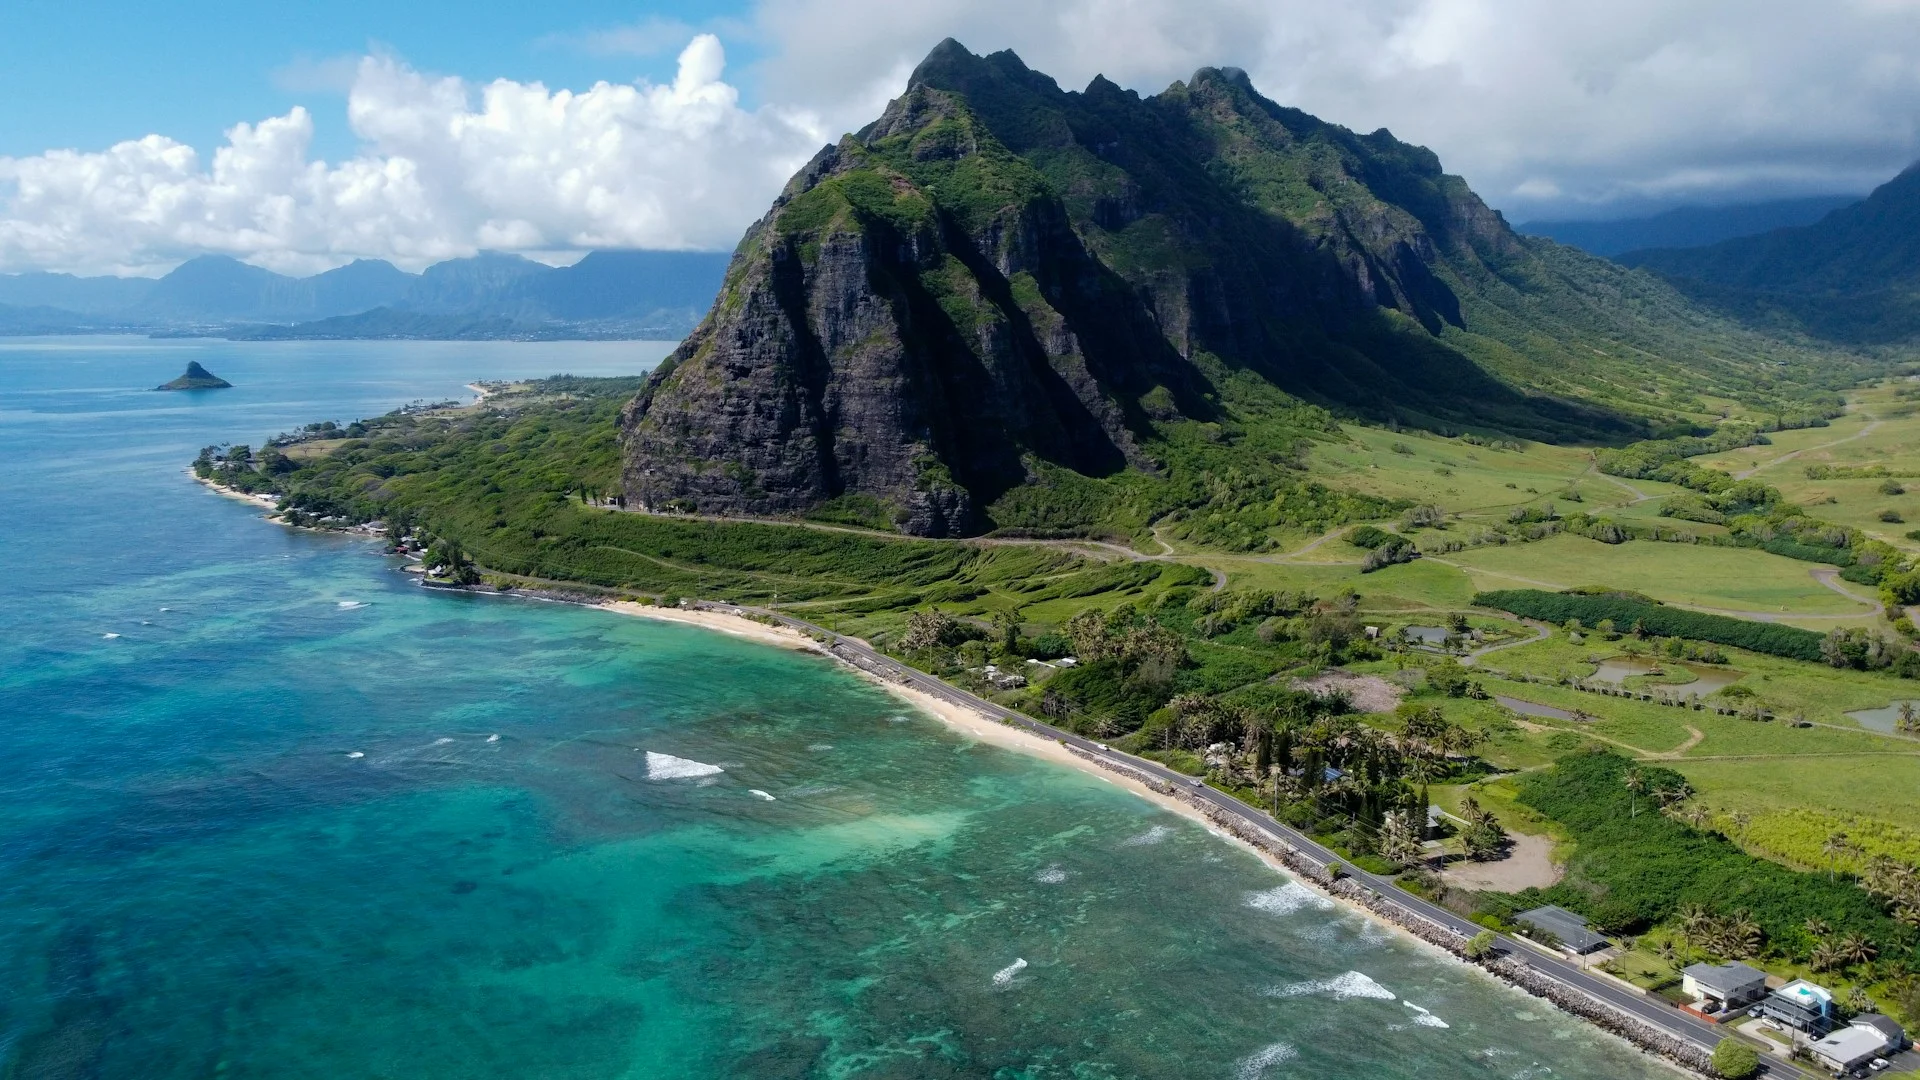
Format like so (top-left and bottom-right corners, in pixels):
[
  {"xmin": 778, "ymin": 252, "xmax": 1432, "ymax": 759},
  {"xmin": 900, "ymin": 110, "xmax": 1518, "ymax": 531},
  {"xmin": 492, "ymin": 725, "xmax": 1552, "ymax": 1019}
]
[{"xmin": 155, "ymin": 361, "xmax": 232, "ymax": 391}]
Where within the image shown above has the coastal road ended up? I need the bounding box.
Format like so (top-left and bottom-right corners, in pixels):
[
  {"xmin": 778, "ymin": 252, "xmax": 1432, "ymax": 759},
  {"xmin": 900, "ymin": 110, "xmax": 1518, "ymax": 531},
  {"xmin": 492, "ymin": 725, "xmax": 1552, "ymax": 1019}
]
[{"xmin": 694, "ymin": 600, "xmax": 1809, "ymax": 1079}]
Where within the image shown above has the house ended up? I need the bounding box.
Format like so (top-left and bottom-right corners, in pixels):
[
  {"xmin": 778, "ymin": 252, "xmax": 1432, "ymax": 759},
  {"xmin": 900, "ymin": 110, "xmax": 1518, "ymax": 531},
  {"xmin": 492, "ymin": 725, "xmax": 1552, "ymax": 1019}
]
[
  {"xmin": 1680, "ymin": 961, "xmax": 1768, "ymax": 1010},
  {"xmin": 1809, "ymin": 1024, "xmax": 1889, "ymax": 1073},
  {"xmin": 1513, "ymin": 905, "xmax": 1610, "ymax": 954},
  {"xmin": 981, "ymin": 665, "xmax": 1027, "ymax": 691},
  {"xmin": 1851, "ymin": 1014, "xmax": 1907, "ymax": 1052},
  {"xmin": 1753, "ymin": 980, "xmax": 1835, "ymax": 1035},
  {"xmin": 1363, "ymin": 625, "xmax": 1381, "ymax": 640}
]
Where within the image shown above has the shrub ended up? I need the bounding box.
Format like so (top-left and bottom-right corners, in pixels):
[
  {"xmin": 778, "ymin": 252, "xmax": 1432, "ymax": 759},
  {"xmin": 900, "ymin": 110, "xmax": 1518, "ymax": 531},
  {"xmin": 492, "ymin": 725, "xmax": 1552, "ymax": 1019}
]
[
  {"xmin": 1881, "ymin": 509, "xmax": 1905, "ymax": 523},
  {"xmin": 1881, "ymin": 479, "xmax": 1907, "ymax": 496},
  {"xmin": 1711, "ymin": 1038, "xmax": 1759, "ymax": 1079},
  {"xmin": 1472, "ymin": 590, "xmax": 1825, "ymax": 663},
  {"xmin": 1346, "ymin": 524, "xmax": 1394, "ymax": 549}
]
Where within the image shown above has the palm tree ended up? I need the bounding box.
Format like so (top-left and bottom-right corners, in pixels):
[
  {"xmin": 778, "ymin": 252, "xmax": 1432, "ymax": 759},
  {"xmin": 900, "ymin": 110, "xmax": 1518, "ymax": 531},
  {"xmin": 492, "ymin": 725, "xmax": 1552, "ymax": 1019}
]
[
  {"xmin": 1405, "ymin": 755, "xmax": 1443, "ymax": 839},
  {"xmin": 1838, "ymin": 933, "xmax": 1878, "ymax": 969},
  {"xmin": 1730, "ymin": 810, "xmax": 1752, "ymax": 840},
  {"xmin": 1824, "ymin": 830, "xmax": 1853, "ymax": 881},
  {"xmin": 1726, "ymin": 911, "xmax": 1763, "ymax": 958},
  {"xmin": 1677, "ymin": 903, "xmax": 1714, "ymax": 953},
  {"xmin": 1900, "ymin": 701, "xmax": 1917, "ymax": 734},
  {"xmin": 1623, "ymin": 768, "xmax": 1646, "ymax": 819},
  {"xmin": 1811, "ymin": 941, "xmax": 1845, "ymax": 973},
  {"xmin": 1804, "ymin": 917, "xmax": 1832, "ymax": 941}
]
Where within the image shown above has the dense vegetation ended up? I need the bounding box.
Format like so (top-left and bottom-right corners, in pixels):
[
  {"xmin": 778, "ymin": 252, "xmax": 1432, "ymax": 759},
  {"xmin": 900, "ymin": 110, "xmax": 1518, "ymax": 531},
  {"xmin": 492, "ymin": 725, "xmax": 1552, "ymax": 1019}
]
[
  {"xmin": 1495, "ymin": 751, "xmax": 1919, "ymax": 973},
  {"xmin": 1472, "ymin": 589, "xmax": 1827, "ymax": 662}
]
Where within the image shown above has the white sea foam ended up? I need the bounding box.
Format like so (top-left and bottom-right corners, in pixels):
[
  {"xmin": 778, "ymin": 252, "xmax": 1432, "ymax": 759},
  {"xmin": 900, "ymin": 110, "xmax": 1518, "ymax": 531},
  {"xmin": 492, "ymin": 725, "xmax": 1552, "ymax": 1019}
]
[
  {"xmin": 807, "ymin": 743, "xmax": 834, "ymax": 751},
  {"xmin": 748, "ymin": 789, "xmax": 776, "ymax": 801},
  {"xmin": 1121, "ymin": 824, "xmax": 1174, "ymax": 847},
  {"xmin": 158, "ymin": 607, "xmax": 170, "ymax": 612},
  {"xmin": 433, "ymin": 737, "xmax": 453, "ymax": 745},
  {"xmin": 1244, "ymin": 881, "xmax": 1334, "ymax": 917},
  {"xmin": 887, "ymin": 715, "xmax": 910, "ymax": 724},
  {"xmin": 1035, "ymin": 865, "xmax": 1068, "ymax": 884},
  {"xmin": 785, "ymin": 783, "xmax": 837, "ymax": 797},
  {"xmin": 646, "ymin": 751, "xmax": 724, "ymax": 780},
  {"xmin": 486, "ymin": 734, "xmax": 499, "ymax": 743},
  {"xmin": 1403, "ymin": 1002, "xmax": 1450, "ymax": 1028},
  {"xmin": 337, "ymin": 601, "xmax": 367, "ymax": 610},
  {"xmin": 1267, "ymin": 971, "xmax": 1395, "ymax": 1001},
  {"xmin": 346, "ymin": 751, "xmax": 364, "ymax": 759},
  {"xmin": 1235, "ymin": 1042, "xmax": 1297, "ymax": 1079},
  {"xmin": 991, "ymin": 958, "xmax": 1027, "ymax": 986}
]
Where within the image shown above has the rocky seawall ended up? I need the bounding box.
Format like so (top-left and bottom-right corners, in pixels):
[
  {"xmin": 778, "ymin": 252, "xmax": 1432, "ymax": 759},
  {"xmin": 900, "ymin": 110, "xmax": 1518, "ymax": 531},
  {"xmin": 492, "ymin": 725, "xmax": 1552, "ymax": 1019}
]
[{"xmin": 1059, "ymin": 746, "xmax": 1719, "ymax": 1079}]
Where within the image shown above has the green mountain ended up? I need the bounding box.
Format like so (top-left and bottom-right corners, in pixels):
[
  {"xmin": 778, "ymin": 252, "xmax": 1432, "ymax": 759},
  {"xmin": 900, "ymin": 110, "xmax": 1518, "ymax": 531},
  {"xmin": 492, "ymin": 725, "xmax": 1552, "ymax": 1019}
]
[
  {"xmin": 622, "ymin": 40, "xmax": 1863, "ymax": 537},
  {"xmin": 1519, "ymin": 195, "xmax": 1860, "ymax": 258},
  {"xmin": 1621, "ymin": 164, "xmax": 1920, "ymax": 344}
]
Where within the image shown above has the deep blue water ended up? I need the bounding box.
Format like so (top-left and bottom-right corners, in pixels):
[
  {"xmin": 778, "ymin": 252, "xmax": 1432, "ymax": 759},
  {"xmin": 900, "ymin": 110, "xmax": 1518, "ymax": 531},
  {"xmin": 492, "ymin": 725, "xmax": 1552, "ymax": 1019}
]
[{"xmin": 0, "ymin": 338, "xmax": 1671, "ymax": 1078}]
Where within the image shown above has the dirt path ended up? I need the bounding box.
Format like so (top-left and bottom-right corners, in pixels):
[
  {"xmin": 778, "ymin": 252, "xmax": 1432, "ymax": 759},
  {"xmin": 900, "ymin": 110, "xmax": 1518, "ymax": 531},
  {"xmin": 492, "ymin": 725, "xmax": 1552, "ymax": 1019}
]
[
  {"xmin": 1655, "ymin": 726, "xmax": 1705, "ymax": 758},
  {"xmin": 1734, "ymin": 419, "xmax": 1883, "ymax": 480},
  {"xmin": 1463, "ymin": 621, "xmax": 1550, "ymax": 666},
  {"xmin": 1809, "ymin": 566, "xmax": 1880, "ymax": 606}
]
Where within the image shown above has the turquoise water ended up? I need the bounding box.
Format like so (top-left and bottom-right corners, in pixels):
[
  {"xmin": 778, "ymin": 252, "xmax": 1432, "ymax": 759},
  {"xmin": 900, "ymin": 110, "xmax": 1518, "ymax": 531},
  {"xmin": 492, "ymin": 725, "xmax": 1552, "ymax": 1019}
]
[{"xmin": 0, "ymin": 338, "xmax": 1673, "ymax": 1078}]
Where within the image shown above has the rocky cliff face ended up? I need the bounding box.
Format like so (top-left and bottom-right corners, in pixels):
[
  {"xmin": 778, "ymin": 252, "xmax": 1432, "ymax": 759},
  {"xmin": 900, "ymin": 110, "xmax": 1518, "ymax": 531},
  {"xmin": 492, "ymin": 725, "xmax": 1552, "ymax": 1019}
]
[
  {"xmin": 622, "ymin": 40, "xmax": 1837, "ymax": 536},
  {"xmin": 622, "ymin": 76, "xmax": 1209, "ymax": 536}
]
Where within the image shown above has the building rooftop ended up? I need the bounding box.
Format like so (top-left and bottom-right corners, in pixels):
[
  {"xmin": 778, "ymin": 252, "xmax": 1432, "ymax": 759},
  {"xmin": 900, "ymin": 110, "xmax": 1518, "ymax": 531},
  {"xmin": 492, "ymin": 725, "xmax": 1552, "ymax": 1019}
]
[
  {"xmin": 1514, "ymin": 905, "xmax": 1610, "ymax": 953},
  {"xmin": 1811, "ymin": 1025, "xmax": 1887, "ymax": 1065},
  {"xmin": 1853, "ymin": 1014, "xmax": 1906, "ymax": 1044},
  {"xmin": 1681, "ymin": 961, "xmax": 1766, "ymax": 994},
  {"xmin": 1774, "ymin": 980, "xmax": 1834, "ymax": 1009}
]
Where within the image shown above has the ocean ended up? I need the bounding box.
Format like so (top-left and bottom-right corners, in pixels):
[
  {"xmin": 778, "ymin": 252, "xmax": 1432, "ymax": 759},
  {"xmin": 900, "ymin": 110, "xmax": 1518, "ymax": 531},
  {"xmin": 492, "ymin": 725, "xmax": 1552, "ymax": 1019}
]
[{"xmin": 0, "ymin": 337, "xmax": 1672, "ymax": 1078}]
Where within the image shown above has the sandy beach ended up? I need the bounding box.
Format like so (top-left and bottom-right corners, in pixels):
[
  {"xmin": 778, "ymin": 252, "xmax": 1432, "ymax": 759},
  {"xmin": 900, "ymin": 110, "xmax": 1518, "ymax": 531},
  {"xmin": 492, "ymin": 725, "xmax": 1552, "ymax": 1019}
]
[{"xmin": 594, "ymin": 602, "xmax": 1392, "ymax": 896}]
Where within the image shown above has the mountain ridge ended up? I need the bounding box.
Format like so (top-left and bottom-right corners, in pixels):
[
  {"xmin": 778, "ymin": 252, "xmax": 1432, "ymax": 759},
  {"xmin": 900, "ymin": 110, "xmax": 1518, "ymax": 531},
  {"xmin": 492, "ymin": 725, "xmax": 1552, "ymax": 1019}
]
[
  {"xmin": 619, "ymin": 39, "xmax": 1863, "ymax": 538},
  {"xmin": 1518, "ymin": 196, "xmax": 1862, "ymax": 258},
  {"xmin": 0, "ymin": 249, "xmax": 732, "ymax": 339},
  {"xmin": 1621, "ymin": 164, "xmax": 1920, "ymax": 344}
]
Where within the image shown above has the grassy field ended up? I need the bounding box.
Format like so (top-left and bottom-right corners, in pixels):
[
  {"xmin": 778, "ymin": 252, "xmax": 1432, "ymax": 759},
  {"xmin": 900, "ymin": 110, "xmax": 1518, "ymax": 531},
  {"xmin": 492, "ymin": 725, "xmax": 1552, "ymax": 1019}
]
[{"xmin": 1442, "ymin": 534, "xmax": 1869, "ymax": 614}]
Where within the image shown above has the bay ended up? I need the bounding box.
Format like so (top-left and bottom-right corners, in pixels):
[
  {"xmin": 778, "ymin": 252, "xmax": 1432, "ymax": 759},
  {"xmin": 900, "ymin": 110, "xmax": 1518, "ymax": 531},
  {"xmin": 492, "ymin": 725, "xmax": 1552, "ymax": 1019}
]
[{"xmin": 0, "ymin": 337, "xmax": 1670, "ymax": 1078}]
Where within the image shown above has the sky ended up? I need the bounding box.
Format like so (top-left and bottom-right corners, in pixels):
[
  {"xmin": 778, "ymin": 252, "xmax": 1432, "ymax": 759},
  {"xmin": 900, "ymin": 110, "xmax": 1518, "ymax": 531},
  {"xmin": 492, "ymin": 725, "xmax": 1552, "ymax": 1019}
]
[{"xmin": 4, "ymin": 0, "xmax": 1920, "ymax": 277}]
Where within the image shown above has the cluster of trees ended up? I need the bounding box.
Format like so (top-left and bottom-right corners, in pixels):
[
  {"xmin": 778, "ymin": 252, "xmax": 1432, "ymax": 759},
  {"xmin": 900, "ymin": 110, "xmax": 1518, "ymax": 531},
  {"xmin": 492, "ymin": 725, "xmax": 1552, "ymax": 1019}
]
[
  {"xmin": 1503, "ymin": 751, "xmax": 1918, "ymax": 973},
  {"xmin": 1475, "ymin": 589, "xmax": 1827, "ymax": 663}
]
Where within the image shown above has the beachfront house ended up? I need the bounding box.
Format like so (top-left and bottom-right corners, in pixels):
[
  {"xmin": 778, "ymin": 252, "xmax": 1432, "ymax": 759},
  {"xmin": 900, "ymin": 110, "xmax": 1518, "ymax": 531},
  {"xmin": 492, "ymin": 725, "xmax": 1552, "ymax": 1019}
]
[
  {"xmin": 1513, "ymin": 905, "xmax": 1610, "ymax": 955},
  {"xmin": 1680, "ymin": 961, "xmax": 1767, "ymax": 1011},
  {"xmin": 1754, "ymin": 980, "xmax": 1835, "ymax": 1036},
  {"xmin": 1810, "ymin": 1023, "xmax": 1892, "ymax": 1073}
]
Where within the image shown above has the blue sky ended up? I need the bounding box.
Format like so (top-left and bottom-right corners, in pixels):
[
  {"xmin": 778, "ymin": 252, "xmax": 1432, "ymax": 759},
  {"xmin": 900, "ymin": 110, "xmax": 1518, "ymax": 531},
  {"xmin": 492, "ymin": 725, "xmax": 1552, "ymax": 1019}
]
[
  {"xmin": 1, "ymin": 0, "xmax": 760, "ymax": 158},
  {"xmin": 5, "ymin": 0, "xmax": 1919, "ymax": 276}
]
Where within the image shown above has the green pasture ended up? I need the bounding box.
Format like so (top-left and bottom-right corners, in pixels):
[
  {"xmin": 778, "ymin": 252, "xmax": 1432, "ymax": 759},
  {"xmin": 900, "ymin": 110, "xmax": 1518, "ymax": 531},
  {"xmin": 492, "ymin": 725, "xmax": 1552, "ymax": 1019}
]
[{"xmin": 1444, "ymin": 534, "xmax": 1870, "ymax": 615}]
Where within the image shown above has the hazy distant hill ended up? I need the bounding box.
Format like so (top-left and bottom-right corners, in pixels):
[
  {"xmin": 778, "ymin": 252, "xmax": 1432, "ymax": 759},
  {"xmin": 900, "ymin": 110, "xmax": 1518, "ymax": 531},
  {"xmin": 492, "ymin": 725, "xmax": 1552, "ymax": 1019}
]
[
  {"xmin": 1621, "ymin": 164, "xmax": 1920, "ymax": 343},
  {"xmin": 0, "ymin": 249, "xmax": 732, "ymax": 339},
  {"xmin": 1519, "ymin": 195, "xmax": 1860, "ymax": 257}
]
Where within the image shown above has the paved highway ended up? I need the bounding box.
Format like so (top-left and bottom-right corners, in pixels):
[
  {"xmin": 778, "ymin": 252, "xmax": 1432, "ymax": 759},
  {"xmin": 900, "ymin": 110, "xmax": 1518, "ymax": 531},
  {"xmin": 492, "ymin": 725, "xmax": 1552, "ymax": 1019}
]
[{"xmin": 699, "ymin": 601, "xmax": 1808, "ymax": 1079}]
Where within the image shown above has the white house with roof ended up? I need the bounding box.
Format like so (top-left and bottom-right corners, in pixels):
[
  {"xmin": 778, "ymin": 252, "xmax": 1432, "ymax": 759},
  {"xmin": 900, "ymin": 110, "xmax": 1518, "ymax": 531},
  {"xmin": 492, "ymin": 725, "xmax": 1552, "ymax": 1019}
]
[
  {"xmin": 1680, "ymin": 961, "xmax": 1767, "ymax": 1010},
  {"xmin": 1754, "ymin": 979, "xmax": 1836, "ymax": 1035}
]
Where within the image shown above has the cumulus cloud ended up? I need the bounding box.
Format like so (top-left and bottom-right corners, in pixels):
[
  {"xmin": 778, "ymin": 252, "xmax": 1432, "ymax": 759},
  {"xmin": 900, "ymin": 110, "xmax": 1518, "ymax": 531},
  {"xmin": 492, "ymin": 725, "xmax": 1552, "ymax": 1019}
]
[
  {"xmin": 0, "ymin": 35, "xmax": 823, "ymax": 275},
  {"xmin": 8, "ymin": 4, "xmax": 1920, "ymax": 275},
  {"xmin": 749, "ymin": 0, "xmax": 1920, "ymax": 218}
]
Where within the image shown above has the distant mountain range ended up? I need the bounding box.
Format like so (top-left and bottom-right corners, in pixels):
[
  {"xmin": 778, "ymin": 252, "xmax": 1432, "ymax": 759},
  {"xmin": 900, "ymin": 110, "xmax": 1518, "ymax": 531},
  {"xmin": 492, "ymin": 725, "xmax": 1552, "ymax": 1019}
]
[
  {"xmin": 1518, "ymin": 195, "xmax": 1861, "ymax": 258},
  {"xmin": 0, "ymin": 250, "xmax": 732, "ymax": 339},
  {"xmin": 1620, "ymin": 164, "xmax": 1920, "ymax": 344}
]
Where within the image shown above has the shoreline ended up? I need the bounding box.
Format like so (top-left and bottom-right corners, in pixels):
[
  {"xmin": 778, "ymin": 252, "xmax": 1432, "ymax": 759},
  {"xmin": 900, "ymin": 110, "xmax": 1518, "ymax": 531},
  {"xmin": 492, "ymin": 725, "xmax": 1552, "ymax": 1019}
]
[
  {"xmin": 592, "ymin": 597, "xmax": 1714, "ymax": 1079},
  {"xmin": 187, "ymin": 471, "xmax": 1721, "ymax": 1078}
]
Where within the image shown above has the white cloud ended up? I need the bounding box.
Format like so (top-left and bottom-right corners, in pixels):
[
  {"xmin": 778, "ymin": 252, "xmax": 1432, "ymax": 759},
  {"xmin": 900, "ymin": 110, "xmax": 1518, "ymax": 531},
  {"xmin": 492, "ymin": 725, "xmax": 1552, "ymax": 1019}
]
[
  {"xmin": 0, "ymin": 35, "xmax": 823, "ymax": 276},
  {"xmin": 9, "ymin": 4, "xmax": 1920, "ymax": 275}
]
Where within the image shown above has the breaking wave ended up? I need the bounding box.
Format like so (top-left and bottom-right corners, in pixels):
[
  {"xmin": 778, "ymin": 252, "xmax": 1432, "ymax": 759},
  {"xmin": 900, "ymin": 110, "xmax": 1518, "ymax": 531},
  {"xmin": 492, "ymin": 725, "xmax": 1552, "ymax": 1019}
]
[
  {"xmin": 645, "ymin": 751, "xmax": 725, "ymax": 780},
  {"xmin": 748, "ymin": 789, "xmax": 776, "ymax": 801},
  {"xmin": 1403, "ymin": 1001, "xmax": 1450, "ymax": 1028},
  {"xmin": 1266, "ymin": 971, "xmax": 1395, "ymax": 1001},
  {"xmin": 1244, "ymin": 881, "xmax": 1334, "ymax": 917},
  {"xmin": 992, "ymin": 958, "xmax": 1027, "ymax": 987},
  {"xmin": 1235, "ymin": 1042, "xmax": 1297, "ymax": 1079}
]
